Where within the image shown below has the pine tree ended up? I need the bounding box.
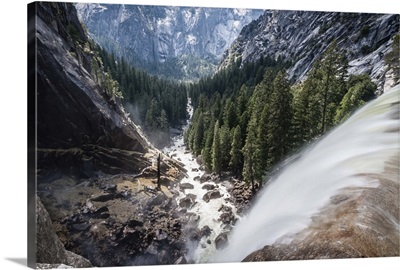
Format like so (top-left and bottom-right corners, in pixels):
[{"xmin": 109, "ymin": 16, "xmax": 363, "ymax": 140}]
[
  {"xmin": 220, "ymin": 124, "xmax": 232, "ymax": 170},
  {"xmin": 318, "ymin": 40, "xmax": 348, "ymax": 133},
  {"xmin": 384, "ymin": 34, "xmax": 400, "ymax": 85},
  {"xmin": 212, "ymin": 120, "xmax": 222, "ymax": 175},
  {"xmin": 267, "ymin": 70, "xmax": 293, "ymax": 168},
  {"xmin": 242, "ymin": 117, "xmax": 259, "ymax": 195},
  {"xmin": 223, "ymin": 100, "xmax": 237, "ymax": 129},
  {"xmin": 229, "ymin": 125, "xmax": 243, "ymax": 176},
  {"xmin": 159, "ymin": 109, "xmax": 169, "ymax": 131},
  {"xmin": 203, "ymin": 118, "xmax": 215, "ymax": 172},
  {"xmin": 193, "ymin": 112, "xmax": 205, "ymax": 156},
  {"xmin": 335, "ymin": 74, "xmax": 376, "ymax": 123},
  {"xmin": 256, "ymin": 105, "xmax": 270, "ymax": 172}
]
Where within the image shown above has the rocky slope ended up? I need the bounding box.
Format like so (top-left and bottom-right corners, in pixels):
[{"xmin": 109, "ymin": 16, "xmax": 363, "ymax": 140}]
[
  {"xmin": 36, "ymin": 2, "xmax": 152, "ymax": 178},
  {"xmin": 220, "ymin": 10, "xmax": 399, "ymax": 92},
  {"xmin": 34, "ymin": 2, "xmax": 188, "ymax": 267},
  {"xmin": 36, "ymin": 196, "xmax": 92, "ymax": 269},
  {"xmin": 75, "ymin": 3, "xmax": 263, "ymax": 79}
]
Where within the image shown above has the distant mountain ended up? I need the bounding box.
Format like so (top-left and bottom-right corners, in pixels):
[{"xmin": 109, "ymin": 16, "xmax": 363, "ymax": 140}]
[
  {"xmin": 75, "ymin": 3, "xmax": 263, "ymax": 80},
  {"xmin": 220, "ymin": 10, "xmax": 399, "ymax": 92}
]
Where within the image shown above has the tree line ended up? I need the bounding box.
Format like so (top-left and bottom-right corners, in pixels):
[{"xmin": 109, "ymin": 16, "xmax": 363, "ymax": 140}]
[
  {"xmin": 185, "ymin": 41, "xmax": 377, "ymax": 193},
  {"xmin": 96, "ymin": 46, "xmax": 188, "ymax": 147}
]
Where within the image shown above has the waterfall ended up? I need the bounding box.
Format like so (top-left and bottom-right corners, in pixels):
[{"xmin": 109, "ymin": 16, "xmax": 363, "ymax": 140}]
[{"xmin": 212, "ymin": 86, "xmax": 399, "ymax": 262}]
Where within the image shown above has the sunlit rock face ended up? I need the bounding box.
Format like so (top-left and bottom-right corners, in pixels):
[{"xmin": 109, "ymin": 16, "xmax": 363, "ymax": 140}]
[
  {"xmin": 220, "ymin": 10, "xmax": 399, "ymax": 92},
  {"xmin": 75, "ymin": 3, "xmax": 263, "ymax": 79}
]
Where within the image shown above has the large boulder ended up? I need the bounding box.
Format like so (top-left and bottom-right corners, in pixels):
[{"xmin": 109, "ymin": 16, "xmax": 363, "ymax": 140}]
[
  {"xmin": 202, "ymin": 184, "xmax": 215, "ymax": 190},
  {"xmin": 180, "ymin": 182, "xmax": 194, "ymax": 190},
  {"xmin": 36, "ymin": 196, "xmax": 92, "ymax": 268},
  {"xmin": 179, "ymin": 196, "xmax": 194, "ymax": 209},
  {"xmin": 203, "ymin": 189, "xmax": 222, "ymax": 203},
  {"xmin": 215, "ymin": 232, "xmax": 229, "ymax": 250}
]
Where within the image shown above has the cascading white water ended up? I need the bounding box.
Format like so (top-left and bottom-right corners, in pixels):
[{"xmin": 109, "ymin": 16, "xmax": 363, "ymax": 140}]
[
  {"xmin": 163, "ymin": 98, "xmax": 238, "ymax": 263},
  {"xmin": 212, "ymin": 86, "xmax": 399, "ymax": 263}
]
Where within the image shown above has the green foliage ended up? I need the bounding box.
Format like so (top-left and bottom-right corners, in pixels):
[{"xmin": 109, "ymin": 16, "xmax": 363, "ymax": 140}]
[
  {"xmin": 334, "ymin": 74, "xmax": 376, "ymax": 123},
  {"xmin": 212, "ymin": 120, "xmax": 222, "ymax": 175},
  {"xmin": 359, "ymin": 25, "xmax": 370, "ymax": 38},
  {"xmin": 102, "ymin": 72, "xmax": 123, "ymax": 101},
  {"xmin": 266, "ymin": 70, "xmax": 293, "ymax": 167},
  {"xmin": 202, "ymin": 118, "xmax": 215, "ymax": 172},
  {"xmin": 98, "ymin": 47, "xmax": 188, "ymax": 147},
  {"xmin": 361, "ymin": 45, "xmax": 373, "ymax": 55},
  {"xmin": 220, "ymin": 124, "xmax": 232, "ymax": 170},
  {"xmin": 384, "ymin": 35, "xmax": 400, "ymax": 85},
  {"xmin": 294, "ymin": 40, "xmax": 349, "ymax": 140},
  {"xmin": 242, "ymin": 117, "xmax": 258, "ymax": 188},
  {"xmin": 67, "ymin": 23, "xmax": 83, "ymax": 44},
  {"xmin": 193, "ymin": 112, "xmax": 205, "ymax": 156},
  {"xmin": 229, "ymin": 125, "xmax": 243, "ymax": 175},
  {"xmin": 185, "ymin": 42, "xmax": 376, "ymax": 188}
]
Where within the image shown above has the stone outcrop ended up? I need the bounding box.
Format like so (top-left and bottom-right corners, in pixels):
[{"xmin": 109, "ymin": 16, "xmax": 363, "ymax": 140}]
[
  {"xmin": 39, "ymin": 172, "xmax": 189, "ymax": 267},
  {"xmin": 202, "ymin": 189, "xmax": 222, "ymax": 203},
  {"xmin": 36, "ymin": 196, "xmax": 92, "ymax": 268},
  {"xmin": 35, "ymin": 2, "xmax": 187, "ymax": 179},
  {"xmin": 220, "ymin": 10, "xmax": 399, "ymax": 92},
  {"xmin": 75, "ymin": 3, "xmax": 263, "ymax": 79}
]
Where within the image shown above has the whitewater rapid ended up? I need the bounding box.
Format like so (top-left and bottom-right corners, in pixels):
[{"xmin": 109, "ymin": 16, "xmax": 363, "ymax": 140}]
[
  {"xmin": 163, "ymin": 99, "xmax": 238, "ymax": 263},
  {"xmin": 212, "ymin": 86, "xmax": 400, "ymax": 262}
]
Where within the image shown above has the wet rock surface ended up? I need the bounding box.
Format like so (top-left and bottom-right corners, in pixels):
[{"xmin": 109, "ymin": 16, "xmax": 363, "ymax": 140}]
[
  {"xmin": 39, "ymin": 172, "xmax": 191, "ymax": 267},
  {"xmin": 243, "ymin": 157, "xmax": 400, "ymax": 261}
]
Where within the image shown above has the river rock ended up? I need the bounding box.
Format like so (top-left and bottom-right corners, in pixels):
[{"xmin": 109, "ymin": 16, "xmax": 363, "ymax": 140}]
[
  {"xmin": 194, "ymin": 176, "xmax": 200, "ymax": 181},
  {"xmin": 186, "ymin": 193, "xmax": 197, "ymax": 201},
  {"xmin": 203, "ymin": 190, "xmax": 222, "ymax": 203},
  {"xmin": 179, "ymin": 197, "xmax": 193, "ymax": 209},
  {"xmin": 187, "ymin": 213, "xmax": 200, "ymax": 227},
  {"xmin": 219, "ymin": 211, "xmax": 236, "ymax": 225},
  {"xmin": 202, "ymin": 184, "xmax": 215, "ymax": 190},
  {"xmin": 196, "ymin": 155, "xmax": 204, "ymax": 166},
  {"xmin": 174, "ymin": 256, "xmax": 187, "ymax": 264},
  {"xmin": 189, "ymin": 230, "xmax": 201, "ymax": 242},
  {"xmin": 215, "ymin": 232, "xmax": 229, "ymax": 250},
  {"xmin": 180, "ymin": 182, "xmax": 194, "ymax": 190},
  {"xmin": 199, "ymin": 174, "xmax": 212, "ymax": 183},
  {"xmin": 158, "ymin": 249, "xmax": 171, "ymax": 264},
  {"xmin": 200, "ymin": 225, "xmax": 212, "ymax": 237},
  {"xmin": 149, "ymin": 193, "xmax": 168, "ymax": 206},
  {"xmin": 191, "ymin": 168, "xmax": 199, "ymax": 172}
]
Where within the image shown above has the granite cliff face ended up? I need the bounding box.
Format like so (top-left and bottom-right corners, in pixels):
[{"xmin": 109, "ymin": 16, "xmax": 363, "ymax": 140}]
[
  {"xmin": 220, "ymin": 10, "xmax": 399, "ymax": 92},
  {"xmin": 34, "ymin": 3, "xmax": 188, "ymax": 267},
  {"xmin": 75, "ymin": 3, "xmax": 262, "ymax": 79},
  {"xmin": 36, "ymin": 2, "xmax": 155, "ymax": 178}
]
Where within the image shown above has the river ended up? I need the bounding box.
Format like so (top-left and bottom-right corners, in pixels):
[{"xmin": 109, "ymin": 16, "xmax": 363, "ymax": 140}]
[{"xmin": 162, "ymin": 99, "xmax": 239, "ymax": 263}]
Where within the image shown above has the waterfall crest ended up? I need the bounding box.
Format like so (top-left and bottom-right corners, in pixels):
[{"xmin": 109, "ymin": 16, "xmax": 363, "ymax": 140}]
[{"xmin": 213, "ymin": 86, "xmax": 400, "ymax": 262}]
